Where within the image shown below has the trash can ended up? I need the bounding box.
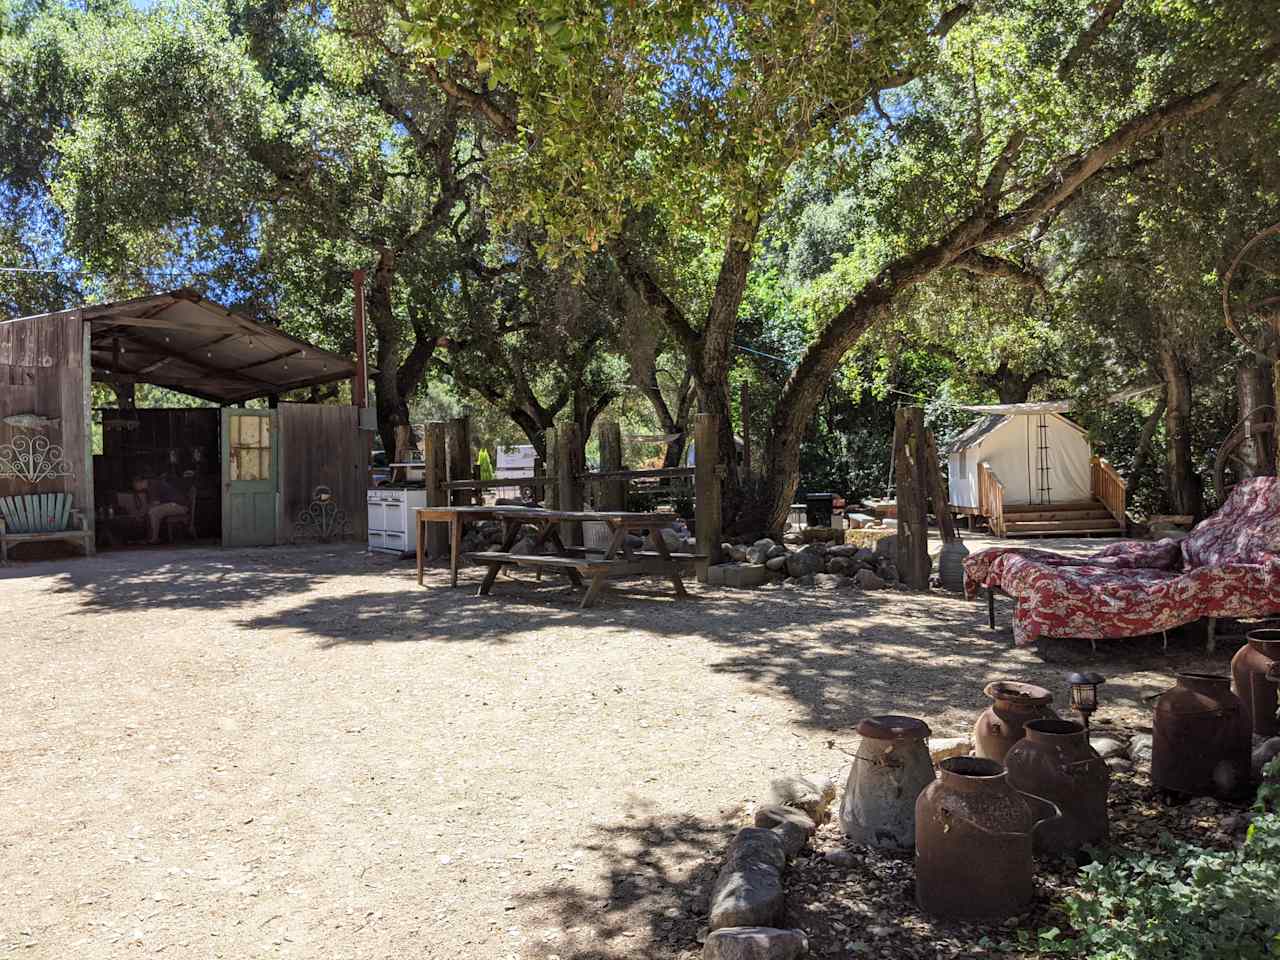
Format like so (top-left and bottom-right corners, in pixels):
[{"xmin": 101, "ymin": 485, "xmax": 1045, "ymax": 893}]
[{"xmin": 806, "ymin": 493, "xmax": 836, "ymax": 528}]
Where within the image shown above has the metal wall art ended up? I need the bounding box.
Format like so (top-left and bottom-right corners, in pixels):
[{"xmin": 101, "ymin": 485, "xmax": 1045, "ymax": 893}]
[
  {"xmin": 292, "ymin": 485, "xmax": 350, "ymax": 543},
  {"xmin": 0, "ymin": 434, "xmax": 76, "ymax": 485}
]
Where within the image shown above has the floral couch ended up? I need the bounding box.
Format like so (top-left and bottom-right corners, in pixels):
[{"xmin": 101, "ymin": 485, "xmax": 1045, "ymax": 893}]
[{"xmin": 963, "ymin": 477, "xmax": 1280, "ymax": 646}]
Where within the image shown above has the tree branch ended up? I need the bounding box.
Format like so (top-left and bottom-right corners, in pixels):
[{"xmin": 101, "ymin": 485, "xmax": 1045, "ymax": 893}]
[
  {"xmin": 1059, "ymin": 0, "xmax": 1126, "ymax": 80},
  {"xmin": 952, "ymin": 250, "xmax": 1045, "ymax": 292}
]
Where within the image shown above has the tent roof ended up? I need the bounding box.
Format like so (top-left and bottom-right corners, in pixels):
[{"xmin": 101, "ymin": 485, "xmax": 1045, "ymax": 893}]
[
  {"xmin": 942, "ymin": 414, "xmax": 1006, "ymax": 454},
  {"xmin": 6, "ymin": 288, "xmax": 358, "ymax": 404}
]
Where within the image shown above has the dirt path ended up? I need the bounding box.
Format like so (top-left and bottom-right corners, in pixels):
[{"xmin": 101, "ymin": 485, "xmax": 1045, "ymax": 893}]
[{"xmin": 0, "ymin": 542, "xmax": 1228, "ymax": 959}]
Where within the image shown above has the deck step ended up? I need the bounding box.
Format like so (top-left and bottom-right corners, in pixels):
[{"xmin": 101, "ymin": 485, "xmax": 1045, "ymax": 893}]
[
  {"xmin": 1001, "ymin": 508, "xmax": 1115, "ymax": 523},
  {"xmin": 1004, "ymin": 519, "xmax": 1124, "ymax": 535}
]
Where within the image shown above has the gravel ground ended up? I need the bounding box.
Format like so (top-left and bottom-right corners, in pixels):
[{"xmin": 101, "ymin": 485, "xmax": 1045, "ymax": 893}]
[{"xmin": 0, "ymin": 538, "xmax": 1239, "ymax": 959}]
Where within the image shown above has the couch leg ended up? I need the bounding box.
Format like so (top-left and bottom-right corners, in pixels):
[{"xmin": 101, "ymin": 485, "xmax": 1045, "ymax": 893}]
[
  {"xmin": 1205, "ymin": 617, "xmax": 1217, "ymax": 655},
  {"xmin": 987, "ymin": 588, "xmax": 996, "ymax": 630}
]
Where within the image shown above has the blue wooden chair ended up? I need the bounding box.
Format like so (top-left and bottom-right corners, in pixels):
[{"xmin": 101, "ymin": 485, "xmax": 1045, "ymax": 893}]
[{"xmin": 0, "ymin": 493, "xmax": 92, "ymax": 564}]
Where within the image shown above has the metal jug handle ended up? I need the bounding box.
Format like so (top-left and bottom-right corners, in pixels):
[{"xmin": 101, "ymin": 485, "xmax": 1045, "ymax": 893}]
[{"xmin": 1020, "ymin": 789, "xmax": 1064, "ymax": 832}]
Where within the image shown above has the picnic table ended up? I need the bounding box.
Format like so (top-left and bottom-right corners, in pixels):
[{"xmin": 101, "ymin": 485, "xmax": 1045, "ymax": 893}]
[{"xmin": 414, "ymin": 506, "xmax": 702, "ymax": 607}]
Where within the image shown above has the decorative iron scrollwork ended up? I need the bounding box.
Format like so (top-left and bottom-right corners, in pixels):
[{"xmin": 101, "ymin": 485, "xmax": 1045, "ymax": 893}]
[
  {"xmin": 292, "ymin": 485, "xmax": 350, "ymax": 543},
  {"xmin": 0, "ymin": 434, "xmax": 75, "ymax": 484}
]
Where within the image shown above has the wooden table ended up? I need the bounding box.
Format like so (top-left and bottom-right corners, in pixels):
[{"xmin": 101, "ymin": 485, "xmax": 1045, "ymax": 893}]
[{"xmin": 415, "ymin": 506, "xmax": 702, "ymax": 607}]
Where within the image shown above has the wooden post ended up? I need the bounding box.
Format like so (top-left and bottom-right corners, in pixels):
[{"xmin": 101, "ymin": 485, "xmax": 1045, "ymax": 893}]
[
  {"xmin": 533, "ymin": 457, "xmax": 545, "ymax": 506},
  {"xmin": 923, "ymin": 428, "xmax": 957, "ymax": 543},
  {"xmin": 423, "ymin": 421, "xmax": 448, "ymax": 558},
  {"xmin": 352, "ymin": 269, "xmax": 369, "ymax": 409},
  {"xmin": 558, "ymin": 423, "xmax": 584, "ymax": 546},
  {"xmin": 694, "ymin": 413, "xmax": 723, "ymax": 582},
  {"xmin": 445, "ymin": 416, "xmax": 472, "ymax": 506},
  {"xmin": 894, "ymin": 406, "xmax": 930, "ymax": 590},
  {"xmin": 597, "ymin": 420, "xmax": 626, "ymax": 510},
  {"xmin": 740, "ymin": 380, "xmax": 751, "ymax": 479},
  {"xmin": 543, "ymin": 430, "xmax": 559, "ymax": 511}
]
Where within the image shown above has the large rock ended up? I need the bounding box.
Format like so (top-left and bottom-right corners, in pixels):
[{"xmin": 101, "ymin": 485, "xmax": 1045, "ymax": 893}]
[
  {"xmin": 875, "ymin": 561, "xmax": 900, "ymax": 584},
  {"xmin": 853, "ymin": 548, "xmax": 876, "ymax": 565},
  {"xmin": 813, "ymin": 573, "xmax": 844, "ymax": 590},
  {"xmin": 785, "ymin": 548, "xmax": 824, "ymax": 579},
  {"xmin": 766, "ymin": 544, "xmax": 789, "ymax": 560},
  {"xmin": 825, "ymin": 544, "xmax": 859, "ymax": 558},
  {"xmin": 747, "ymin": 539, "xmax": 776, "ymax": 564},
  {"xmin": 703, "ymin": 927, "xmax": 808, "ymax": 960},
  {"xmin": 873, "ymin": 535, "xmax": 898, "ymax": 559},
  {"xmin": 853, "ymin": 568, "xmax": 888, "ymax": 590},
  {"xmin": 728, "ymin": 544, "xmax": 750, "ymax": 563},
  {"xmin": 709, "ymin": 829, "xmax": 787, "ymax": 931},
  {"xmin": 766, "ymin": 774, "xmax": 836, "ymax": 824},
  {"xmin": 753, "ymin": 805, "xmax": 817, "ymax": 859},
  {"xmin": 765, "ymin": 555, "xmax": 788, "ymax": 573}
]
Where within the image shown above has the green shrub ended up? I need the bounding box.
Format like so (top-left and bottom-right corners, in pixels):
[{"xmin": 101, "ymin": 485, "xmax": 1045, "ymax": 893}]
[{"xmin": 1037, "ymin": 759, "xmax": 1280, "ymax": 959}]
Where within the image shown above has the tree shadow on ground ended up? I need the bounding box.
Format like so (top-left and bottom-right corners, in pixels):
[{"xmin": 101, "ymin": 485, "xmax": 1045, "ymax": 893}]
[
  {"xmin": 36, "ymin": 544, "xmax": 399, "ymax": 613},
  {"xmin": 513, "ymin": 802, "xmax": 737, "ymax": 959}
]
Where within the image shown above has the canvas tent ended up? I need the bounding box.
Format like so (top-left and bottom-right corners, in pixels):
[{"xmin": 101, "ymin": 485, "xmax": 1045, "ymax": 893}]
[{"xmin": 944, "ymin": 403, "xmax": 1094, "ymax": 509}]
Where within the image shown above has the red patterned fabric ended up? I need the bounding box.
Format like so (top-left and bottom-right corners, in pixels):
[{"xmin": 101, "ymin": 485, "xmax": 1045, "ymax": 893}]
[{"xmin": 964, "ymin": 477, "xmax": 1280, "ymax": 646}]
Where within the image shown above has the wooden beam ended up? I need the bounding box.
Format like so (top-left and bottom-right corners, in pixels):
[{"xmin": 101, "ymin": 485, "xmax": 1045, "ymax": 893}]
[
  {"xmin": 924, "ymin": 428, "xmax": 957, "ymax": 543},
  {"xmin": 424, "ymin": 422, "xmax": 448, "ymax": 558}
]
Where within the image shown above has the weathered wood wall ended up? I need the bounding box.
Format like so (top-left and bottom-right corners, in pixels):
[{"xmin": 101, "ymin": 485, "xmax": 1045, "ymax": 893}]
[
  {"xmin": 0, "ymin": 315, "xmax": 94, "ymax": 532},
  {"xmin": 277, "ymin": 403, "xmax": 369, "ymax": 541}
]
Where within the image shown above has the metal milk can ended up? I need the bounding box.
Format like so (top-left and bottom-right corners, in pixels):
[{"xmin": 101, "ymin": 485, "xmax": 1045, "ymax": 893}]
[
  {"xmin": 1004, "ymin": 718, "xmax": 1109, "ymax": 856},
  {"xmin": 973, "ymin": 680, "xmax": 1059, "ymax": 762},
  {"xmin": 1231, "ymin": 628, "xmax": 1280, "ymax": 737},
  {"xmin": 1152, "ymin": 672, "xmax": 1252, "ymax": 797},
  {"xmin": 915, "ymin": 757, "xmax": 1058, "ymax": 919},
  {"xmin": 840, "ymin": 715, "xmax": 935, "ymax": 851}
]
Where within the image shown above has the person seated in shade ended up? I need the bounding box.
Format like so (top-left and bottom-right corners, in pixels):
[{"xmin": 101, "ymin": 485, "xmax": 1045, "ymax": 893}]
[{"xmin": 122, "ymin": 473, "xmax": 189, "ymax": 544}]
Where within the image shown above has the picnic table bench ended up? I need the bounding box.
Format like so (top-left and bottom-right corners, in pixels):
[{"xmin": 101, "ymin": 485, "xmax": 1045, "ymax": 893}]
[{"xmin": 415, "ymin": 506, "xmax": 703, "ymax": 608}]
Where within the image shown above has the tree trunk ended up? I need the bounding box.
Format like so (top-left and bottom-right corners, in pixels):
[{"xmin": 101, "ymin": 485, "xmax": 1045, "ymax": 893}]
[
  {"xmin": 1236, "ymin": 356, "xmax": 1276, "ymax": 479},
  {"xmin": 1159, "ymin": 347, "xmax": 1202, "ymax": 518},
  {"xmin": 369, "ymin": 253, "xmax": 414, "ymax": 460},
  {"xmin": 1129, "ymin": 394, "xmax": 1166, "ymax": 483}
]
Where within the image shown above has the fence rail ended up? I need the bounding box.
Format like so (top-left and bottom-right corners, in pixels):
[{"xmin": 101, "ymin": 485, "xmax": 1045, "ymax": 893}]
[
  {"xmin": 978, "ymin": 461, "xmax": 1006, "ymax": 537},
  {"xmin": 1090, "ymin": 455, "xmax": 1127, "ymax": 528}
]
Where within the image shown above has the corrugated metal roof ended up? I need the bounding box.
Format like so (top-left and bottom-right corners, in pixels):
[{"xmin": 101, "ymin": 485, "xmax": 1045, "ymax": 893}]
[{"xmin": 7, "ymin": 289, "xmax": 359, "ymax": 403}]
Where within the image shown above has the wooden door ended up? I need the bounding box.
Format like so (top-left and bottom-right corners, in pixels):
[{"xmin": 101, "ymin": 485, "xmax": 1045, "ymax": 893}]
[{"xmin": 221, "ymin": 409, "xmax": 278, "ymax": 546}]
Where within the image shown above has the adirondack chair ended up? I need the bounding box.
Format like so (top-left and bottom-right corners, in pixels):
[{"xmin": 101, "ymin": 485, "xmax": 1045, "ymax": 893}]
[{"xmin": 0, "ymin": 492, "xmax": 93, "ymax": 564}]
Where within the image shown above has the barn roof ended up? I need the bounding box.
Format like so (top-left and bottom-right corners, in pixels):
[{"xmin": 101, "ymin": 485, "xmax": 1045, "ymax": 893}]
[{"xmin": 5, "ymin": 289, "xmax": 358, "ymax": 404}]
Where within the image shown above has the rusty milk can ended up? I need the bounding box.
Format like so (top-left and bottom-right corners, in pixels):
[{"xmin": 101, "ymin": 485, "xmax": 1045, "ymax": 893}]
[
  {"xmin": 915, "ymin": 757, "xmax": 1056, "ymax": 919},
  {"xmin": 1004, "ymin": 718, "xmax": 1109, "ymax": 856},
  {"xmin": 973, "ymin": 680, "xmax": 1059, "ymax": 762},
  {"xmin": 1152, "ymin": 672, "xmax": 1252, "ymax": 797},
  {"xmin": 840, "ymin": 715, "xmax": 935, "ymax": 851},
  {"xmin": 1231, "ymin": 628, "xmax": 1280, "ymax": 737}
]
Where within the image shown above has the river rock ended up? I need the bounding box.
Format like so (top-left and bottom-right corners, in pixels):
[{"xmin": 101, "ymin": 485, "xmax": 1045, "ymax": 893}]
[
  {"xmin": 785, "ymin": 548, "xmax": 824, "ymax": 579},
  {"xmin": 1128, "ymin": 733, "xmax": 1154, "ymax": 762},
  {"xmin": 853, "ymin": 568, "xmax": 888, "ymax": 590},
  {"xmin": 709, "ymin": 829, "xmax": 787, "ymax": 931},
  {"xmin": 826, "ymin": 556, "xmax": 854, "ymax": 576},
  {"xmin": 1089, "ymin": 736, "xmax": 1127, "ymax": 759},
  {"xmin": 753, "ymin": 805, "xmax": 816, "ymax": 858},
  {"xmin": 765, "ymin": 555, "xmax": 788, "ymax": 572},
  {"xmin": 876, "ymin": 561, "xmax": 900, "ymax": 583},
  {"xmin": 729, "ymin": 544, "xmax": 750, "ymax": 563},
  {"xmin": 766, "ymin": 544, "xmax": 789, "ymax": 560},
  {"xmin": 703, "ymin": 927, "xmax": 809, "ymax": 960},
  {"xmin": 813, "ymin": 573, "xmax": 844, "ymax": 590},
  {"xmin": 766, "ymin": 774, "xmax": 836, "ymax": 824}
]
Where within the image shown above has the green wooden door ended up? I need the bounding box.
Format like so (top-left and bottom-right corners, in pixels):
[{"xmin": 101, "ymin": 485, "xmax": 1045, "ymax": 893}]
[{"xmin": 221, "ymin": 409, "xmax": 279, "ymax": 546}]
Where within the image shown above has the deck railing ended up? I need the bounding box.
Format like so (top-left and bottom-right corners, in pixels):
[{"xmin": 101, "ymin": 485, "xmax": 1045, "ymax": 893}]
[
  {"xmin": 978, "ymin": 461, "xmax": 1006, "ymax": 537},
  {"xmin": 1091, "ymin": 455, "xmax": 1127, "ymax": 529}
]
